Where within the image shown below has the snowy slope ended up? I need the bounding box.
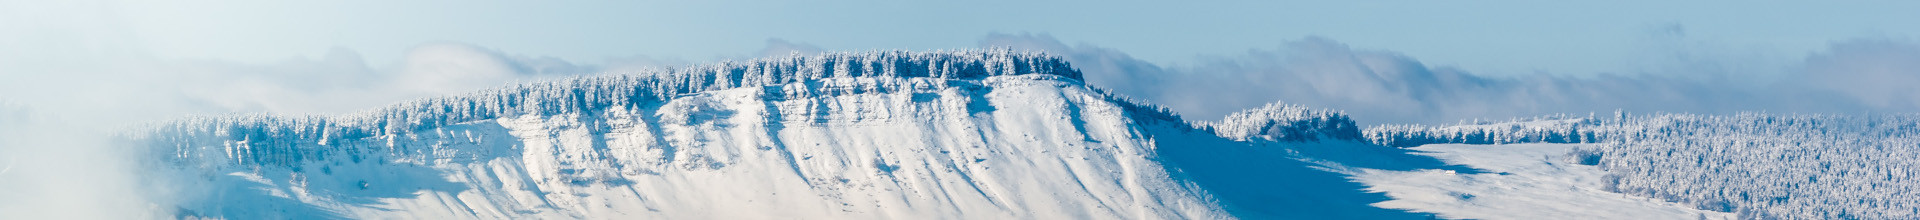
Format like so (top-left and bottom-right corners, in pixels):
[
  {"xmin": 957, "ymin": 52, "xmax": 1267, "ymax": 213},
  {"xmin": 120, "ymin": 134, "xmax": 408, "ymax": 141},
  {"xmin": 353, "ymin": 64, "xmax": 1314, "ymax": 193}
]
[
  {"xmin": 1367, "ymin": 114, "xmax": 1920, "ymax": 219},
  {"xmin": 1356, "ymin": 143, "xmax": 1735, "ymax": 220},
  {"xmin": 133, "ymin": 50, "xmax": 1851, "ymax": 220},
  {"xmin": 131, "ymin": 50, "xmax": 1437, "ymax": 219},
  {"xmin": 157, "ymin": 74, "xmax": 1224, "ymax": 219}
]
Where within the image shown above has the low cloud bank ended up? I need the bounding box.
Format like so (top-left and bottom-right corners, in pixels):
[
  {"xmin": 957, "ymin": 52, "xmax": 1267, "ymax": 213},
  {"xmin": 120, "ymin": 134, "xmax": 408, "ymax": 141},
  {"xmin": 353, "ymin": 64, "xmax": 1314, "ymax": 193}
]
[
  {"xmin": 0, "ymin": 37, "xmax": 843, "ymax": 218},
  {"xmin": 0, "ymin": 41, "xmax": 607, "ymax": 218},
  {"xmin": 985, "ymin": 33, "xmax": 1917, "ymax": 125}
]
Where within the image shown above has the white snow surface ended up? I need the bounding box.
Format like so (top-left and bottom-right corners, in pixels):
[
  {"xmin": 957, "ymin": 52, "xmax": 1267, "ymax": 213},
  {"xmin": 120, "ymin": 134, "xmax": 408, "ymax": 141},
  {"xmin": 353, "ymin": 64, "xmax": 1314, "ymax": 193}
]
[
  {"xmin": 157, "ymin": 74, "xmax": 1243, "ymax": 219},
  {"xmin": 1356, "ymin": 143, "xmax": 1734, "ymax": 220},
  {"xmin": 129, "ymin": 50, "xmax": 1755, "ymax": 219},
  {"xmin": 1367, "ymin": 113, "xmax": 1920, "ymax": 219}
]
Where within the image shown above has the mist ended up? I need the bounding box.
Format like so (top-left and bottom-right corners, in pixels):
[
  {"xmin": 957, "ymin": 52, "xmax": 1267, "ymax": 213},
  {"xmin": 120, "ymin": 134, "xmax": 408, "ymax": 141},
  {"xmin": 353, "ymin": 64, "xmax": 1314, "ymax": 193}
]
[
  {"xmin": 984, "ymin": 33, "xmax": 1920, "ymax": 125},
  {"xmin": 0, "ymin": 19, "xmax": 605, "ymax": 217},
  {"xmin": 0, "ymin": 32, "xmax": 839, "ymax": 218}
]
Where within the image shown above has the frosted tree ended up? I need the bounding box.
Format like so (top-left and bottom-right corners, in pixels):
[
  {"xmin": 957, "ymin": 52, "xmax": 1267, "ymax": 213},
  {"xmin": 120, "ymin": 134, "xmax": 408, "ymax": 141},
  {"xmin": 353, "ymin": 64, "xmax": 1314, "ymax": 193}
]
[
  {"xmin": 1204, "ymin": 102, "xmax": 1362, "ymax": 142},
  {"xmin": 1365, "ymin": 112, "xmax": 1920, "ymax": 219},
  {"xmin": 127, "ymin": 49, "xmax": 1087, "ymax": 170}
]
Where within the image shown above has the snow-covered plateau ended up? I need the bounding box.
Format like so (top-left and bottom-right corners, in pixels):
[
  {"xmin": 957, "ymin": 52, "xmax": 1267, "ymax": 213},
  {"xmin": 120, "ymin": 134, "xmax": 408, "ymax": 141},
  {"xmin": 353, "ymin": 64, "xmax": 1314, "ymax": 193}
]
[{"xmin": 125, "ymin": 50, "xmax": 1916, "ymax": 219}]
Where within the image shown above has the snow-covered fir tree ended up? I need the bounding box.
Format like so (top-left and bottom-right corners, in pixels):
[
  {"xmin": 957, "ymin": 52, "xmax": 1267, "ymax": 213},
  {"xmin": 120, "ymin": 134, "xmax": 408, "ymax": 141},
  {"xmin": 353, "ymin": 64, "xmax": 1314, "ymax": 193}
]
[
  {"xmin": 1203, "ymin": 102, "xmax": 1362, "ymax": 142},
  {"xmin": 128, "ymin": 49, "xmax": 1093, "ymax": 170}
]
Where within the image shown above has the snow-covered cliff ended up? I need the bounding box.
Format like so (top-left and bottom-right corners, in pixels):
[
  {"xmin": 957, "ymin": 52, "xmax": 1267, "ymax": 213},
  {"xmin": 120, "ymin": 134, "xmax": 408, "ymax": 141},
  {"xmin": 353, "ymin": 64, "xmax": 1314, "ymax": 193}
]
[{"xmin": 129, "ymin": 50, "xmax": 1435, "ymax": 219}]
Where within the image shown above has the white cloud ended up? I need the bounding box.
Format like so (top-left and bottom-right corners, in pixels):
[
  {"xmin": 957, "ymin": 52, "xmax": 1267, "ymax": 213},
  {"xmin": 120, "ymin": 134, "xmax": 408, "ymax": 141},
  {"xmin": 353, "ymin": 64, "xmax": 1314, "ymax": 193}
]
[
  {"xmin": 984, "ymin": 33, "xmax": 1909, "ymax": 125},
  {"xmin": 0, "ymin": 33, "xmax": 854, "ymax": 217},
  {"xmin": 0, "ymin": 39, "xmax": 601, "ymax": 219},
  {"xmin": 389, "ymin": 42, "xmax": 592, "ymax": 96},
  {"xmin": 1797, "ymin": 39, "xmax": 1920, "ymax": 110}
]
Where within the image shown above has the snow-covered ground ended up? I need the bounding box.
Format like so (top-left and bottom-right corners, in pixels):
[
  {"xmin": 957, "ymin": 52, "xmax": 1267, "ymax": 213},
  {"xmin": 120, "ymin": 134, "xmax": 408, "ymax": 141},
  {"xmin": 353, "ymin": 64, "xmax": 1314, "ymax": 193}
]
[
  {"xmin": 157, "ymin": 74, "xmax": 1246, "ymax": 219},
  {"xmin": 1356, "ymin": 143, "xmax": 1734, "ymax": 220},
  {"xmin": 134, "ymin": 51, "xmax": 1468, "ymax": 219},
  {"xmin": 123, "ymin": 50, "xmax": 1913, "ymax": 219},
  {"xmin": 1367, "ymin": 114, "xmax": 1920, "ymax": 219}
]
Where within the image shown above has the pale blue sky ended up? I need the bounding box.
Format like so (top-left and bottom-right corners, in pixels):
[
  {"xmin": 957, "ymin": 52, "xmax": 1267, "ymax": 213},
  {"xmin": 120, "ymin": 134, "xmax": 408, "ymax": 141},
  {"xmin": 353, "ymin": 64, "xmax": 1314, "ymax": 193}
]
[{"xmin": 10, "ymin": 0, "xmax": 1918, "ymax": 76}]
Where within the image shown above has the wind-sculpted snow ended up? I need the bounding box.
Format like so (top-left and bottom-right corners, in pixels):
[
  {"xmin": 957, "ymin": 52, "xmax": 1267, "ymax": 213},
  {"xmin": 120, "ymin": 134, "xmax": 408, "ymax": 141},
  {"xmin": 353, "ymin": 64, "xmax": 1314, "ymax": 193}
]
[{"xmin": 1366, "ymin": 113, "xmax": 1920, "ymax": 219}]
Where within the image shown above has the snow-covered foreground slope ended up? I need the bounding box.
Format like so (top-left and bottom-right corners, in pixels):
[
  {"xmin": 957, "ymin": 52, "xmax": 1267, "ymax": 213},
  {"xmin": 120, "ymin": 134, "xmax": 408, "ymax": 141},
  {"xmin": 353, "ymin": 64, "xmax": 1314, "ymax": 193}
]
[
  {"xmin": 1356, "ymin": 143, "xmax": 1735, "ymax": 220},
  {"xmin": 1369, "ymin": 114, "xmax": 1920, "ymax": 219},
  {"xmin": 131, "ymin": 50, "xmax": 1451, "ymax": 219}
]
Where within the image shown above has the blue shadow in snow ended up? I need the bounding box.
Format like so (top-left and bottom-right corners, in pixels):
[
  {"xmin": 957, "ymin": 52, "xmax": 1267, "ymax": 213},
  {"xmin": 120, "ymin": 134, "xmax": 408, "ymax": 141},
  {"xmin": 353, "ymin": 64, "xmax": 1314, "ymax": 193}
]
[{"xmin": 1153, "ymin": 127, "xmax": 1462, "ymax": 219}]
